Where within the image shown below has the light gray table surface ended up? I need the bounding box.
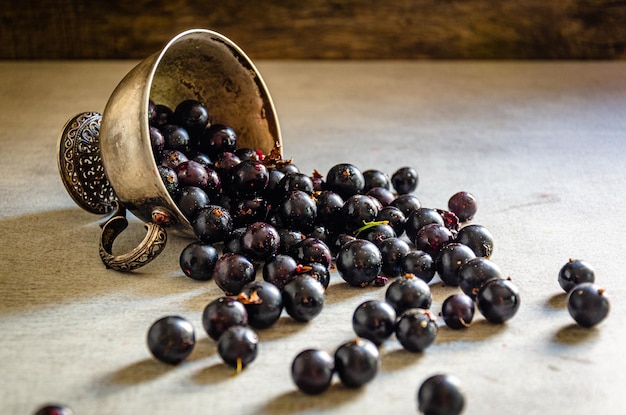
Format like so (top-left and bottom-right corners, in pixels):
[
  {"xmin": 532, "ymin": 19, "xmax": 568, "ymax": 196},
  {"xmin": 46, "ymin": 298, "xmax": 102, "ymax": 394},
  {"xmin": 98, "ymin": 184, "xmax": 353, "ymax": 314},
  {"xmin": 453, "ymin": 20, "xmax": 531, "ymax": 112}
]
[{"xmin": 1, "ymin": 59, "xmax": 625, "ymax": 414}]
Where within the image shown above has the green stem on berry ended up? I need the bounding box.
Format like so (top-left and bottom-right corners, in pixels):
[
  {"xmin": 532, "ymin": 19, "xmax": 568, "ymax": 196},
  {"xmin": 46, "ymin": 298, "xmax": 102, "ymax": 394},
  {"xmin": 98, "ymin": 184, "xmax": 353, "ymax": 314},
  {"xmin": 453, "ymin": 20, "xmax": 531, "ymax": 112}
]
[{"xmin": 354, "ymin": 220, "xmax": 389, "ymax": 237}]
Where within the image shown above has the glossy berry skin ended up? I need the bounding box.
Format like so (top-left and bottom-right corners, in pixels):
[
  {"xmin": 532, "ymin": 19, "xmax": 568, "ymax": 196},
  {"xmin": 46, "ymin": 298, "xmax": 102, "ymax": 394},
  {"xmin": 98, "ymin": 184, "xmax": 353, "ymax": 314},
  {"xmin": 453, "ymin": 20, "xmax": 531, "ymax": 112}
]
[
  {"xmin": 325, "ymin": 163, "xmax": 365, "ymax": 200},
  {"xmin": 341, "ymin": 194, "xmax": 380, "ymax": 233},
  {"xmin": 278, "ymin": 228, "xmax": 306, "ymax": 255},
  {"xmin": 376, "ymin": 205, "xmax": 407, "ymax": 236},
  {"xmin": 179, "ymin": 241, "xmax": 219, "ymax": 281},
  {"xmin": 159, "ymin": 149, "xmax": 188, "ymax": 171},
  {"xmin": 212, "ymin": 253, "xmax": 256, "ymax": 295},
  {"xmin": 336, "ymin": 239, "xmax": 382, "ymax": 287},
  {"xmin": 567, "ymin": 283, "xmax": 610, "ymax": 328},
  {"xmin": 315, "ymin": 190, "xmax": 344, "ymax": 230},
  {"xmin": 279, "ymin": 171, "xmax": 314, "ymax": 195},
  {"xmin": 418, "ymin": 374, "xmax": 465, "ymax": 415},
  {"xmin": 366, "ymin": 186, "xmax": 396, "ymax": 207},
  {"xmin": 359, "ymin": 223, "xmax": 396, "ymax": 246},
  {"xmin": 282, "ymin": 275, "xmax": 326, "ymax": 322},
  {"xmin": 199, "ymin": 123, "xmax": 237, "ymax": 158},
  {"xmin": 363, "ymin": 169, "xmax": 391, "ymax": 191},
  {"xmin": 448, "ymin": 191, "xmax": 478, "ymax": 222},
  {"xmin": 389, "ymin": 193, "xmax": 422, "ymax": 217},
  {"xmin": 378, "ymin": 237, "xmax": 411, "ymax": 277},
  {"xmin": 558, "ymin": 258, "xmax": 595, "ymax": 292},
  {"xmin": 150, "ymin": 126, "xmax": 165, "ymax": 154},
  {"xmin": 352, "ymin": 300, "xmax": 397, "ymax": 345},
  {"xmin": 404, "ymin": 207, "xmax": 445, "ymax": 242},
  {"xmin": 177, "ymin": 186, "xmax": 210, "ymax": 220},
  {"xmin": 158, "ymin": 165, "xmax": 179, "ymax": 196},
  {"xmin": 151, "ymin": 103, "xmax": 173, "ymax": 128},
  {"xmin": 291, "ymin": 237, "xmax": 332, "ymax": 269},
  {"xmin": 238, "ymin": 280, "xmax": 284, "ymax": 329},
  {"xmin": 391, "ymin": 166, "xmax": 419, "ymax": 194},
  {"xmin": 223, "ymin": 227, "xmax": 246, "ymax": 255},
  {"xmin": 173, "ymin": 99, "xmax": 209, "ymax": 139},
  {"xmin": 436, "ymin": 243, "xmax": 476, "ymax": 286},
  {"xmin": 33, "ymin": 404, "xmax": 74, "ymax": 415},
  {"xmin": 241, "ymin": 221, "xmax": 280, "ymax": 262},
  {"xmin": 441, "ymin": 293, "xmax": 475, "ymax": 329},
  {"xmin": 395, "ymin": 309, "xmax": 438, "ymax": 352},
  {"xmin": 263, "ymin": 254, "xmax": 298, "ymax": 290},
  {"xmin": 297, "ymin": 262, "xmax": 331, "ymax": 289},
  {"xmin": 458, "ymin": 257, "xmax": 503, "ymax": 299},
  {"xmin": 147, "ymin": 315, "xmax": 195, "ymax": 365},
  {"xmin": 231, "ymin": 196, "xmax": 268, "ymax": 228},
  {"xmin": 414, "ymin": 223, "xmax": 454, "ymax": 259},
  {"xmin": 291, "ymin": 349, "xmax": 335, "ymax": 395},
  {"xmin": 278, "ymin": 190, "xmax": 318, "ymax": 233},
  {"xmin": 230, "ymin": 160, "xmax": 269, "ymax": 195},
  {"xmin": 402, "ymin": 250, "xmax": 436, "ymax": 283},
  {"xmin": 455, "ymin": 224, "xmax": 494, "ymax": 258},
  {"xmin": 385, "ymin": 274, "xmax": 432, "ymax": 314},
  {"xmin": 476, "ymin": 278, "xmax": 521, "ymax": 323},
  {"xmin": 217, "ymin": 325, "xmax": 259, "ymax": 369},
  {"xmin": 334, "ymin": 338, "xmax": 380, "ymax": 388},
  {"xmin": 201, "ymin": 296, "xmax": 248, "ymax": 340},
  {"xmin": 161, "ymin": 124, "xmax": 190, "ymax": 153},
  {"xmin": 176, "ymin": 160, "xmax": 209, "ymax": 189},
  {"xmin": 192, "ymin": 205, "xmax": 232, "ymax": 244}
]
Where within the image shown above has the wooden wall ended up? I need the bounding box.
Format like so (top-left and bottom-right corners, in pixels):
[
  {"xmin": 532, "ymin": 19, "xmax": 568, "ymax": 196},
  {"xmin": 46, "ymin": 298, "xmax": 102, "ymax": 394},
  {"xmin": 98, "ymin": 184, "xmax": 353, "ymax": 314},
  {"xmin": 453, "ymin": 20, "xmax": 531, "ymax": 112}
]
[{"xmin": 2, "ymin": 0, "xmax": 625, "ymax": 59}]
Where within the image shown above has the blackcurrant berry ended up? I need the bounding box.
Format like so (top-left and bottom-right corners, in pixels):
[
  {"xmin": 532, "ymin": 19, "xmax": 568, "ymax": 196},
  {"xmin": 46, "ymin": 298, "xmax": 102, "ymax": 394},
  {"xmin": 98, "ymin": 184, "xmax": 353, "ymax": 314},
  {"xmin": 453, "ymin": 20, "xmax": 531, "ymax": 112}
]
[
  {"xmin": 395, "ymin": 309, "xmax": 438, "ymax": 352},
  {"xmin": 385, "ymin": 274, "xmax": 432, "ymax": 314},
  {"xmin": 201, "ymin": 296, "xmax": 248, "ymax": 341},
  {"xmin": 147, "ymin": 315, "xmax": 195, "ymax": 365},
  {"xmin": 33, "ymin": 404, "xmax": 74, "ymax": 415},
  {"xmin": 448, "ymin": 191, "xmax": 478, "ymax": 222},
  {"xmin": 558, "ymin": 258, "xmax": 595, "ymax": 292},
  {"xmin": 352, "ymin": 300, "xmax": 397, "ymax": 345},
  {"xmin": 263, "ymin": 254, "xmax": 298, "ymax": 290},
  {"xmin": 402, "ymin": 250, "xmax": 436, "ymax": 283},
  {"xmin": 455, "ymin": 224, "xmax": 494, "ymax": 258},
  {"xmin": 378, "ymin": 237, "xmax": 411, "ymax": 277},
  {"xmin": 217, "ymin": 325, "xmax": 259, "ymax": 370},
  {"xmin": 363, "ymin": 169, "xmax": 391, "ymax": 191},
  {"xmin": 238, "ymin": 280, "xmax": 284, "ymax": 329},
  {"xmin": 476, "ymin": 278, "xmax": 521, "ymax": 323},
  {"xmin": 325, "ymin": 163, "xmax": 365, "ymax": 200},
  {"xmin": 291, "ymin": 349, "xmax": 335, "ymax": 395},
  {"xmin": 391, "ymin": 166, "xmax": 419, "ymax": 194},
  {"xmin": 212, "ymin": 253, "xmax": 256, "ymax": 295},
  {"xmin": 192, "ymin": 205, "xmax": 232, "ymax": 244},
  {"xmin": 404, "ymin": 207, "xmax": 445, "ymax": 242},
  {"xmin": 173, "ymin": 99, "xmax": 210, "ymax": 139},
  {"xmin": 567, "ymin": 283, "xmax": 610, "ymax": 328},
  {"xmin": 282, "ymin": 275, "xmax": 326, "ymax": 322},
  {"xmin": 458, "ymin": 257, "xmax": 503, "ymax": 299},
  {"xmin": 441, "ymin": 293, "xmax": 475, "ymax": 330},
  {"xmin": 179, "ymin": 241, "xmax": 218, "ymax": 281},
  {"xmin": 336, "ymin": 239, "xmax": 382, "ymax": 287},
  {"xmin": 436, "ymin": 243, "xmax": 476, "ymax": 286},
  {"xmin": 414, "ymin": 223, "xmax": 453, "ymax": 259},
  {"xmin": 241, "ymin": 221, "xmax": 280, "ymax": 262},
  {"xmin": 334, "ymin": 338, "xmax": 380, "ymax": 388},
  {"xmin": 417, "ymin": 373, "xmax": 465, "ymax": 415}
]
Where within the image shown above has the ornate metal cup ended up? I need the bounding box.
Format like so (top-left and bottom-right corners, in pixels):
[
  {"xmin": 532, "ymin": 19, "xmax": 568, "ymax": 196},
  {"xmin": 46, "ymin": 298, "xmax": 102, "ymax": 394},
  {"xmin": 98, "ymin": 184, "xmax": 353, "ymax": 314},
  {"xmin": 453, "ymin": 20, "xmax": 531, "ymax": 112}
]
[{"xmin": 58, "ymin": 29, "xmax": 281, "ymax": 271}]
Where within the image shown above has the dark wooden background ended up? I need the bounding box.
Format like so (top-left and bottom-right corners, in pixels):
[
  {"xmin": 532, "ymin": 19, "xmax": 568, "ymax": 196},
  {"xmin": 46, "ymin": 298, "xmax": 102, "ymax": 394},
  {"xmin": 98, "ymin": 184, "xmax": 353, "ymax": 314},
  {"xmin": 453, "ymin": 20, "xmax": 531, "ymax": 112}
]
[{"xmin": 2, "ymin": 0, "xmax": 625, "ymax": 59}]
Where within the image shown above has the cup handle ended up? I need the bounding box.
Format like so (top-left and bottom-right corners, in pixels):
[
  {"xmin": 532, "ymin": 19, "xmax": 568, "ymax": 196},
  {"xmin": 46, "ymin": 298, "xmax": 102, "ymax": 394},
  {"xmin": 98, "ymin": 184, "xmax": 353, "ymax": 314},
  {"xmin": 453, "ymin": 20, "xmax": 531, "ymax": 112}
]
[{"xmin": 98, "ymin": 201, "xmax": 168, "ymax": 272}]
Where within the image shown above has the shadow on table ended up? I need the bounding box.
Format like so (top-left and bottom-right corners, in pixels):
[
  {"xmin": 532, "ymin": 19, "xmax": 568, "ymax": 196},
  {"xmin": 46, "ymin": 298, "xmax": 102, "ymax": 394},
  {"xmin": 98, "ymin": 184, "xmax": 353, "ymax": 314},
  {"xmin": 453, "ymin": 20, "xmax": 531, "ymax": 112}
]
[
  {"xmin": 264, "ymin": 383, "xmax": 364, "ymax": 415},
  {"xmin": 108, "ymin": 357, "xmax": 175, "ymax": 385},
  {"xmin": 553, "ymin": 323, "xmax": 599, "ymax": 345},
  {"xmin": 436, "ymin": 319, "xmax": 507, "ymax": 343},
  {"xmin": 0, "ymin": 208, "xmax": 199, "ymax": 314}
]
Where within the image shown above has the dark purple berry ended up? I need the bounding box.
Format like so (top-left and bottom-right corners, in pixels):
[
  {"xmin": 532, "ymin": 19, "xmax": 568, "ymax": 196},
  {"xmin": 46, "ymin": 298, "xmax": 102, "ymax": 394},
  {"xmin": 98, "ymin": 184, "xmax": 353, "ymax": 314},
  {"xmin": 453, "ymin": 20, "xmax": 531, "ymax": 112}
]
[
  {"xmin": 358, "ymin": 223, "xmax": 396, "ymax": 246},
  {"xmin": 176, "ymin": 160, "xmax": 209, "ymax": 189},
  {"xmin": 458, "ymin": 257, "xmax": 503, "ymax": 299},
  {"xmin": 389, "ymin": 193, "xmax": 422, "ymax": 217},
  {"xmin": 199, "ymin": 123, "xmax": 237, "ymax": 158},
  {"xmin": 567, "ymin": 283, "xmax": 609, "ymax": 328},
  {"xmin": 201, "ymin": 296, "xmax": 248, "ymax": 341},
  {"xmin": 223, "ymin": 227, "xmax": 246, "ymax": 255},
  {"xmin": 352, "ymin": 300, "xmax": 397, "ymax": 345},
  {"xmin": 147, "ymin": 315, "xmax": 195, "ymax": 365},
  {"xmin": 315, "ymin": 190, "xmax": 344, "ymax": 230},
  {"xmin": 291, "ymin": 349, "xmax": 335, "ymax": 395},
  {"xmin": 33, "ymin": 404, "xmax": 74, "ymax": 415},
  {"xmin": 179, "ymin": 241, "xmax": 218, "ymax": 281},
  {"xmin": 263, "ymin": 254, "xmax": 298, "ymax": 290},
  {"xmin": 238, "ymin": 280, "xmax": 284, "ymax": 329},
  {"xmin": 159, "ymin": 149, "xmax": 188, "ymax": 171},
  {"xmin": 174, "ymin": 99, "xmax": 209, "ymax": 139},
  {"xmin": 376, "ymin": 205, "xmax": 407, "ymax": 236},
  {"xmin": 334, "ymin": 338, "xmax": 380, "ymax": 388},
  {"xmin": 336, "ymin": 239, "xmax": 382, "ymax": 287},
  {"xmin": 448, "ymin": 191, "xmax": 478, "ymax": 222},
  {"xmin": 278, "ymin": 190, "xmax": 317, "ymax": 232},
  {"xmin": 363, "ymin": 169, "xmax": 391, "ymax": 191},
  {"xmin": 241, "ymin": 221, "xmax": 280, "ymax": 262},
  {"xmin": 279, "ymin": 171, "xmax": 314, "ymax": 195},
  {"xmin": 296, "ymin": 262, "xmax": 331, "ymax": 289},
  {"xmin": 441, "ymin": 293, "xmax": 475, "ymax": 329},
  {"xmin": 378, "ymin": 237, "xmax": 411, "ymax": 277},
  {"xmin": 217, "ymin": 325, "xmax": 259, "ymax": 369},
  {"xmin": 282, "ymin": 275, "xmax": 325, "ymax": 322},
  {"xmin": 192, "ymin": 205, "xmax": 232, "ymax": 244},
  {"xmin": 152, "ymin": 104, "xmax": 173, "ymax": 128},
  {"xmin": 402, "ymin": 250, "xmax": 436, "ymax": 283},
  {"xmin": 391, "ymin": 166, "xmax": 418, "ymax": 194},
  {"xmin": 291, "ymin": 237, "xmax": 332, "ymax": 269},
  {"xmin": 341, "ymin": 194, "xmax": 380, "ymax": 233},
  {"xmin": 558, "ymin": 258, "xmax": 595, "ymax": 292},
  {"xmin": 404, "ymin": 207, "xmax": 445, "ymax": 242},
  {"xmin": 418, "ymin": 374, "xmax": 465, "ymax": 415},
  {"xmin": 455, "ymin": 224, "xmax": 494, "ymax": 258},
  {"xmin": 161, "ymin": 124, "xmax": 190, "ymax": 153},
  {"xmin": 177, "ymin": 186, "xmax": 210, "ymax": 220},
  {"xmin": 230, "ymin": 160, "xmax": 269, "ymax": 195},
  {"xmin": 231, "ymin": 196, "xmax": 268, "ymax": 228},
  {"xmin": 150, "ymin": 126, "xmax": 165, "ymax": 153},
  {"xmin": 414, "ymin": 223, "xmax": 453, "ymax": 259},
  {"xmin": 212, "ymin": 253, "xmax": 256, "ymax": 295},
  {"xmin": 436, "ymin": 243, "xmax": 476, "ymax": 286},
  {"xmin": 366, "ymin": 186, "xmax": 396, "ymax": 207},
  {"xmin": 158, "ymin": 165, "xmax": 179, "ymax": 196},
  {"xmin": 395, "ymin": 309, "xmax": 438, "ymax": 352},
  {"xmin": 325, "ymin": 163, "xmax": 365, "ymax": 200},
  {"xmin": 476, "ymin": 278, "xmax": 521, "ymax": 323},
  {"xmin": 385, "ymin": 274, "xmax": 432, "ymax": 314},
  {"xmin": 278, "ymin": 229, "xmax": 306, "ymax": 255}
]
